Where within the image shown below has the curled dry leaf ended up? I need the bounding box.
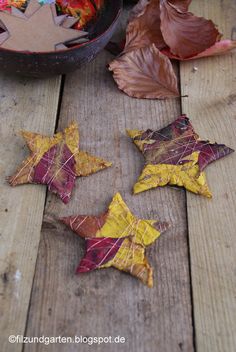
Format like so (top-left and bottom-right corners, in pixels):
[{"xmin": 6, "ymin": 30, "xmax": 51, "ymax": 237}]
[
  {"xmin": 109, "ymin": 44, "xmax": 179, "ymax": 99},
  {"xmin": 126, "ymin": 0, "xmax": 165, "ymax": 51},
  {"xmin": 162, "ymin": 40, "xmax": 236, "ymax": 60},
  {"xmin": 160, "ymin": 0, "xmax": 221, "ymax": 59},
  {"xmin": 109, "ymin": 0, "xmax": 179, "ymax": 99},
  {"xmin": 167, "ymin": 0, "xmax": 192, "ymax": 12},
  {"xmin": 110, "ymin": 0, "xmax": 235, "ymax": 98},
  {"xmin": 128, "ymin": 0, "xmax": 150, "ymax": 22}
]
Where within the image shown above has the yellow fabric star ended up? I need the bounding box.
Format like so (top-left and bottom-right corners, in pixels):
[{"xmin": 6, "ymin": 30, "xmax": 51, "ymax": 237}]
[
  {"xmin": 61, "ymin": 193, "xmax": 169, "ymax": 287},
  {"xmin": 127, "ymin": 115, "xmax": 234, "ymax": 197},
  {"xmin": 8, "ymin": 122, "xmax": 112, "ymax": 203}
]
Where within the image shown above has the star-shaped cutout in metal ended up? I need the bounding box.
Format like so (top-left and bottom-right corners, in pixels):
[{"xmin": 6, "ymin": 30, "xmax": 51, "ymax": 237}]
[
  {"xmin": 8, "ymin": 122, "xmax": 112, "ymax": 204},
  {"xmin": 0, "ymin": 0, "xmax": 87, "ymax": 51},
  {"xmin": 127, "ymin": 115, "xmax": 234, "ymax": 197},
  {"xmin": 61, "ymin": 193, "xmax": 169, "ymax": 287}
]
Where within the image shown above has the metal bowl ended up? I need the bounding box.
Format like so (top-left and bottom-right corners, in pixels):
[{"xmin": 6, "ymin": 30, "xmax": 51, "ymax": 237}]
[{"xmin": 0, "ymin": 0, "xmax": 122, "ymax": 77}]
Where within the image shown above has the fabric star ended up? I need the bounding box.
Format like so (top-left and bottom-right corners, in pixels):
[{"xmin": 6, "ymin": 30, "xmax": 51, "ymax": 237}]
[
  {"xmin": 8, "ymin": 122, "xmax": 112, "ymax": 203},
  {"xmin": 0, "ymin": 0, "xmax": 86, "ymax": 51},
  {"xmin": 61, "ymin": 193, "xmax": 169, "ymax": 287},
  {"xmin": 127, "ymin": 115, "xmax": 234, "ymax": 197}
]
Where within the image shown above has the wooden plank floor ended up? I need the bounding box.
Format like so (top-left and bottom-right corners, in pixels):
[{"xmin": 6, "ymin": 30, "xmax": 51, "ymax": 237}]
[
  {"xmin": 0, "ymin": 1, "xmax": 235, "ymax": 351},
  {"xmin": 0, "ymin": 75, "xmax": 61, "ymax": 352},
  {"xmin": 181, "ymin": 1, "xmax": 236, "ymax": 351}
]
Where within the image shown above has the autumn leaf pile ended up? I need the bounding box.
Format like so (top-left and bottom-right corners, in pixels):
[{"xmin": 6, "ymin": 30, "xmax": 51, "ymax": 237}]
[{"xmin": 109, "ymin": 0, "xmax": 236, "ymax": 99}]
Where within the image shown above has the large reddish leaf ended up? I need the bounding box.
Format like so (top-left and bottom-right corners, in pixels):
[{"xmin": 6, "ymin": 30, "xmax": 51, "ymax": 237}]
[
  {"xmin": 109, "ymin": 44, "xmax": 179, "ymax": 99},
  {"xmin": 128, "ymin": 0, "xmax": 150, "ymax": 21},
  {"xmin": 160, "ymin": 0, "xmax": 221, "ymax": 59},
  {"xmin": 125, "ymin": 0, "xmax": 165, "ymax": 52},
  {"xmin": 109, "ymin": 0, "xmax": 235, "ymax": 99},
  {"xmin": 162, "ymin": 40, "xmax": 236, "ymax": 60},
  {"xmin": 167, "ymin": 0, "xmax": 192, "ymax": 12},
  {"xmin": 109, "ymin": 0, "xmax": 180, "ymax": 99}
]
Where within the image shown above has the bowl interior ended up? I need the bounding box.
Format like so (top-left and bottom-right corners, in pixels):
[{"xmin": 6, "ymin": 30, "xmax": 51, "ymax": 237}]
[
  {"xmin": 85, "ymin": 0, "xmax": 122, "ymax": 43},
  {"xmin": 0, "ymin": 0, "xmax": 122, "ymax": 76},
  {"xmin": 0, "ymin": 0, "xmax": 122, "ymax": 54}
]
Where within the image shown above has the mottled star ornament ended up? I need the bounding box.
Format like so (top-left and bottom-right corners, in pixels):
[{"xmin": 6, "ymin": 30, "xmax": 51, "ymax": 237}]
[
  {"xmin": 127, "ymin": 115, "xmax": 234, "ymax": 197},
  {"xmin": 8, "ymin": 122, "xmax": 112, "ymax": 203},
  {"xmin": 61, "ymin": 193, "xmax": 169, "ymax": 287}
]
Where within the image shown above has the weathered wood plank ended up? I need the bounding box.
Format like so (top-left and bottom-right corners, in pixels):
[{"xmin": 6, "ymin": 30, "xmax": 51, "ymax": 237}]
[
  {"xmin": 26, "ymin": 21, "xmax": 193, "ymax": 352},
  {"xmin": 0, "ymin": 74, "xmax": 61, "ymax": 352},
  {"xmin": 180, "ymin": 1, "xmax": 236, "ymax": 351}
]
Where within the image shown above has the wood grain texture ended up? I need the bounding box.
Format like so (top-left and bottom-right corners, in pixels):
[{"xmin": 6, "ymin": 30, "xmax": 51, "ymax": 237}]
[
  {"xmin": 0, "ymin": 74, "xmax": 61, "ymax": 352},
  {"xmin": 25, "ymin": 26, "xmax": 193, "ymax": 352},
  {"xmin": 180, "ymin": 1, "xmax": 236, "ymax": 351}
]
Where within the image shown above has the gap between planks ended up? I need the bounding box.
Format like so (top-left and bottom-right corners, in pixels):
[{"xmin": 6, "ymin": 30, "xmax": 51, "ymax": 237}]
[{"xmin": 181, "ymin": 1, "xmax": 236, "ymax": 351}]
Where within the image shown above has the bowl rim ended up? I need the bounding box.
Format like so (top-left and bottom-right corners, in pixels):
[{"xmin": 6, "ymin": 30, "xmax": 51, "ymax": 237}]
[{"xmin": 0, "ymin": 0, "xmax": 122, "ymax": 56}]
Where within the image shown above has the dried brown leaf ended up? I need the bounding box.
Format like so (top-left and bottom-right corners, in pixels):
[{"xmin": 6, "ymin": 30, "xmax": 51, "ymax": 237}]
[
  {"xmin": 109, "ymin": 44, "xmax": 179, "ymax": 99},
  {"xmin": 162, "ymin": 40, "xmax": 236, "ymax": 60},
  {"xmin": 126, "ymin": 0, "xmax": 165, "ymax": 51},
  {"xmin": 167, "ymin": 0, "xmax": 192, "ymax": 12},
  {"xmin": 160, "ymin": 0, "xmax": 221, "ymax": 58}
]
